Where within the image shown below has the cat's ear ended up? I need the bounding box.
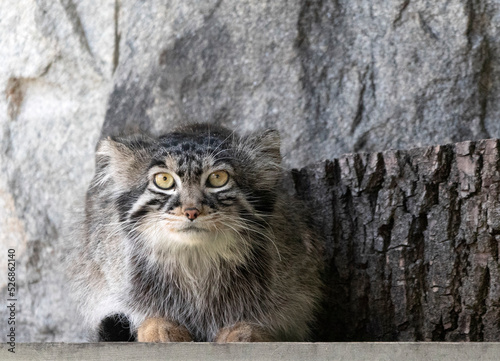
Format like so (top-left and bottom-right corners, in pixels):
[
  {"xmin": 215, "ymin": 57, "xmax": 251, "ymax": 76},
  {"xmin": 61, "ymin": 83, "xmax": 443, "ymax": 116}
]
[
  {"xmin": 241, "ymin": 129, "xmax": 282, "ymax": 190},
  {"xmin": 96, "ymin": 137, "xmax": 132, "ymax": 162},
  {"xmin": 95, "ymin": 137, "xmax": 149, "ymax": 189},
  {"xmin": 249, "ymin": 129, "xmax": 282, "ymax": 164}
]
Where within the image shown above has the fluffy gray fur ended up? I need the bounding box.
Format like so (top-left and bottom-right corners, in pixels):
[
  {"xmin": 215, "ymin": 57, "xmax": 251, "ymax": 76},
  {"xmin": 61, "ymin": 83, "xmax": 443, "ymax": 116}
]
[{"xmin": 68, "ymin": 124, "xmax": 323, "ymax": 342}]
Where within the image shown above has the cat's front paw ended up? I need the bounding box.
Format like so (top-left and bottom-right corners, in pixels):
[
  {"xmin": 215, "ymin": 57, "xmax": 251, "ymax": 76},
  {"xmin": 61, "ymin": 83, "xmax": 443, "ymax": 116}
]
[
  {"xmin": 137, "ymin": 317, "xmax": 192, "ymax": 342},
  {"xmin": 215, "ymin": 322, "xmax": 272, "ymax": 342}
]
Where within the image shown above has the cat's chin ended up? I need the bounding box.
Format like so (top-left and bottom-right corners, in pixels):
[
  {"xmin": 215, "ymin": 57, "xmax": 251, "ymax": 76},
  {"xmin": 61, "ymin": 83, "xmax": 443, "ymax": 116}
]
[
  {"xmin": 162, "ymin": 227, "xmax": 236, "ymax": 248},
  {"xmin": 148, "ymin": 227, "xmax": 248, "ymax": 264},
  {"xmin": 139, "ymin": 221, "xmax": 238, "ymax": 250},
  {"xmin": 177, "ymin": 225, "xmax": 209, "ymax": 233}
]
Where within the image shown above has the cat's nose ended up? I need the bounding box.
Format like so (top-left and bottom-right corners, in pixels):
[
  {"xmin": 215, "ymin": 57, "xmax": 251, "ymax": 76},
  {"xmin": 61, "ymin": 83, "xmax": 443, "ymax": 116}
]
[{"xmin": 184, "ymin": 208, "xmax": 199, "ymax": 221}]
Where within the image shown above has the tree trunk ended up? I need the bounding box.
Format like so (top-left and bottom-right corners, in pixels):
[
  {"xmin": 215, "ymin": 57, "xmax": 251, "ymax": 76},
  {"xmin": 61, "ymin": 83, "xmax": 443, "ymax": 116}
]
[{"xmin": 293, "ymin": 139, "xmax": 500, "ymax": 341}]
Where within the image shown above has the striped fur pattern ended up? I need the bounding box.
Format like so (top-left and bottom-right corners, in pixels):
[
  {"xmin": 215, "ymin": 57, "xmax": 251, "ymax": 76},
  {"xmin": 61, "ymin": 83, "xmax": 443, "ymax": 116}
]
[{"xmin": 68, "ymin": 124, "xmax": 323, "ymax": 342}]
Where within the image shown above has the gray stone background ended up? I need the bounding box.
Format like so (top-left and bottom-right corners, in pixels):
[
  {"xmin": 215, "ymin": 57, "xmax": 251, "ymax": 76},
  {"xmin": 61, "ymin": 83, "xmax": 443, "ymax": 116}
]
[{"xmin": 1, "ymin": 0, "xmax": 500, "ymax": 341}]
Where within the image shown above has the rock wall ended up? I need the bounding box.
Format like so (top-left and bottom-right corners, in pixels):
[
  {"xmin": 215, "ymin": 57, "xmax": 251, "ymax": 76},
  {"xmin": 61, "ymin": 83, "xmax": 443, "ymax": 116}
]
[
  {"xmin": 2, "ymin": 0, "xmax": 500, "ymax": 341},
  {"xmin": 0, "ymin": 0, "xmax": 115, "ymax": 341},
  {"xmin": 103, "ymin": 0, "xmax": 500, "ymax": 167}
]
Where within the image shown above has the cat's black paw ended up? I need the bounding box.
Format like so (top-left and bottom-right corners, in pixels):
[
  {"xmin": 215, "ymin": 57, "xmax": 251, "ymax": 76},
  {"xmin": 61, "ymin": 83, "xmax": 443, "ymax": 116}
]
[{"xmin": 98, "ymin": 314, "xmax": 135, "ymax": 342}]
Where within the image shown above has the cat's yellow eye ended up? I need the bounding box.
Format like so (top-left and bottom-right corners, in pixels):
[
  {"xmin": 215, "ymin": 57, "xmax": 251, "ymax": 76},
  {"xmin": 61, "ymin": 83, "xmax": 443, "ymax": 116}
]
[
  {"xmin": 207, "ymin": 170, "xmax": 229, "ymax": 188},
  {"xmin": 154, "ymin": 173, "xmax": 175, "ymax": 190}
]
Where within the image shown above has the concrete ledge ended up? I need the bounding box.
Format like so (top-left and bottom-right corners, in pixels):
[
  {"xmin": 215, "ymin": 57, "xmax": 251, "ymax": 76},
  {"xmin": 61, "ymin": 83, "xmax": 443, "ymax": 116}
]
[{"xmin": 2, "ymin": 342, "xmax": 500, "ymax": 361}]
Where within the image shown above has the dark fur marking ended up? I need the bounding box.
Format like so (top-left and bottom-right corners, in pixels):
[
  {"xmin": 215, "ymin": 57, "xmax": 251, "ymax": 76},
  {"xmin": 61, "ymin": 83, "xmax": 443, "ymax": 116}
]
[
  {"xmin": 176, "ymin": 169, "xmax": 185, "ymax": 178},
  {"xmin": 247, "ymin": 190, "xmax": 276, "ymax": 214},
  {"xmin": 98, "ymin": 314, "xmax": 135, "ymax": 342},
  {"xmin": 116, "ymin": 194, "xmax": 138, "ymax": 223},
  {"xmin": 116, "ymin": 182, "xmax": 149, "ymax": 222},
  {"xmin": 129, "ymin": 207, "xmax": 150, "ymax": 221},
  {"xmin": 165, "ymin": 195, "xmax": 181, "ymax": 212},
  {"xmin": 149, "ymin": 159, "xmax": 168, "ymax": 168},
  {"xmin": 216, "ymin": 192, "xmax": 237, "ymax": 206},
  {"xmin": 145, "ymin": 198, "xmax": 164, "ymax": 207},
  {"xmin": 202, "ymin": 195, "xmax": 219, "ymax": 210}
]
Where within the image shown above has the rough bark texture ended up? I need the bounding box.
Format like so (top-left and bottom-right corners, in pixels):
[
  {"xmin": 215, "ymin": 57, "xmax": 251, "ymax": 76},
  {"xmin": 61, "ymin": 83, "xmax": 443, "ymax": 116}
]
[
  {"xmin": 294, "ymin": 139, "xmax": 500, "ymax": 341},
  {"xmin": 3, "ymin": 0, "xmax": 500, "ymax": 342}
]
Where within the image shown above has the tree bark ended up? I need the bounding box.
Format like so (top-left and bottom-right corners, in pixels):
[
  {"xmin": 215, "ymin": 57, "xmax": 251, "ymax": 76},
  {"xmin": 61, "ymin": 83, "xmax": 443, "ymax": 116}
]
[{"xmin": 293, "ymin": 139, "xmax": 500, "ymax": 341}]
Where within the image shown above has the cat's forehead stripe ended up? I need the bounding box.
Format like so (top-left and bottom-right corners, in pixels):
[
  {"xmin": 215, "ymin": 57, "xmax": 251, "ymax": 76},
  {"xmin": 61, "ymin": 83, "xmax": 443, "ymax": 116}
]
[
  {"xmin": 158, "ymin": 132, "xmax": 230, "ymax": 151},
  {"xmin": 149, "ymin": 136, "xmax": 234, "ymax": 178}
]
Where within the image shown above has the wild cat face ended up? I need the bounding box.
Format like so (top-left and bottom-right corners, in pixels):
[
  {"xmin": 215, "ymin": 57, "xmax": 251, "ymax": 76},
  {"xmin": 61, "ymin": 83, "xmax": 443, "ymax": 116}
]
[
  {"xmin": 94, "ymin": 125, "xmax": 282, "ymax": 253},
  {"xmin": 132, "ymin": 134, "xmax": 248, "ymax": 247}
]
